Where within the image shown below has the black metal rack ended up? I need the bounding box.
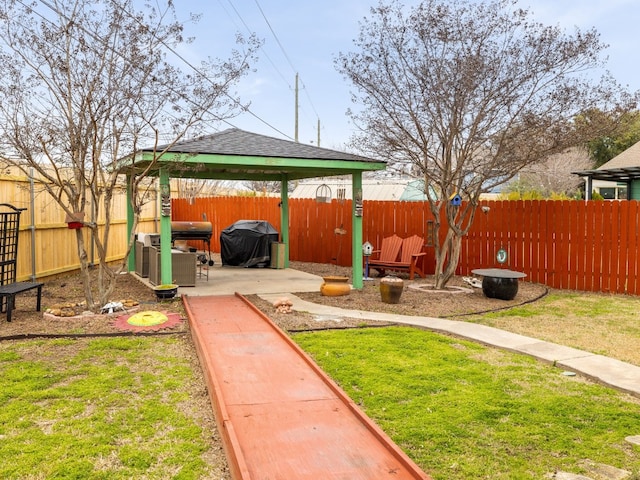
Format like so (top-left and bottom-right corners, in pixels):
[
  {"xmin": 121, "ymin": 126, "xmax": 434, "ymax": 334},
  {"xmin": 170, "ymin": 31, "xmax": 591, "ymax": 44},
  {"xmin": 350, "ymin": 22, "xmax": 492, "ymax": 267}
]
[
  {"xmin": 0, "ymin": 204, "xmax": 27, "ymax": 313},
  {"xmin": 1, "ymin": 204, "xmax": 25, "ymax": 280}
]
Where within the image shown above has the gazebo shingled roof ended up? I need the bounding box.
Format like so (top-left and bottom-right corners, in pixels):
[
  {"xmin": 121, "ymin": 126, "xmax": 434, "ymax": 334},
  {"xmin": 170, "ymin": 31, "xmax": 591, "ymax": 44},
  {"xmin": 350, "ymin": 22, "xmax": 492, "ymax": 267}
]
[
  {"xmin": 154, "ymin": 128, "xmax": 376, "ymax": 161},
  {"xmin": 129, "ymin": 128, "xmax": 385, "ymax": 181}
]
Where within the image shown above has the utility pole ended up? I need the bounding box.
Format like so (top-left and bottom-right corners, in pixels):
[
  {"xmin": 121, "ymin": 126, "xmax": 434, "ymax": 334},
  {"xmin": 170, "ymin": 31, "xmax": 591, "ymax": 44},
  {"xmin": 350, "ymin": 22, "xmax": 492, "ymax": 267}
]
[
  {"xmin": 294, "ymin": 73, "xmax": 299, "ymax": 142},
  {"xmin": 317, "ymin": 118, "xmax": 320, "ymax": 147}
]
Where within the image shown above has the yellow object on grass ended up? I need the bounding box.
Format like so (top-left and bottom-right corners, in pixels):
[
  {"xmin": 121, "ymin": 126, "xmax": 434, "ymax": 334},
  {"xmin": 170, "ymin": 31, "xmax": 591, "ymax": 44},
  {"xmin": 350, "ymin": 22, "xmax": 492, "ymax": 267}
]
[{"xmin": 127, "ymin": 310, "xmax": 168, "ymax": 326}]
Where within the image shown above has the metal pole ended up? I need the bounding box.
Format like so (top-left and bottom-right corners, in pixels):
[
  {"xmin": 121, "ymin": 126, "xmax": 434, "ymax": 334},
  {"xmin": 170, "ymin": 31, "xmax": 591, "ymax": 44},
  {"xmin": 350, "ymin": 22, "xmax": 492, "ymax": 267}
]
[
  {"xmin": 29, "ymin": 168, "xmax": 36, "ymax": 281},
  {"xmin": 90, "ymin": 195, "xmax": 95, "ymax": 267},
  {"xmin": 294, "ymin": 73, "xmax": 299, "ymax": 142}
]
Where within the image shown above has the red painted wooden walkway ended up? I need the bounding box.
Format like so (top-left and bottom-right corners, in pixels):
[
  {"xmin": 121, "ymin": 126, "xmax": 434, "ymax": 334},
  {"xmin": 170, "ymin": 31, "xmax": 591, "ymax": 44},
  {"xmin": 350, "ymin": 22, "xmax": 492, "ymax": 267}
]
[{"xmin": 184, "ymin": 294, "xmax": 431, "ymax": 480}]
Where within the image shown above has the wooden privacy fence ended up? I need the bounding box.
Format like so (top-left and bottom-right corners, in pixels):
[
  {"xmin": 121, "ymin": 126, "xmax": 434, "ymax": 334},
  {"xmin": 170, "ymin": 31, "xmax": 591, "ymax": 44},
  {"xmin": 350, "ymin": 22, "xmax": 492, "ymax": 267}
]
[
  {"xmin": 173, "ymin": 197, "xmax": 640, "ymax": 295},
  {"xmin": 460, "ymin": 200, "xmax": 640, "ymax": 294},
  {"xmin": 0, "ymin": 167, "xmax": 157, "ymax": 281},
  {"xmin": 171, "ymin": 197, "xmax": 437, "ymax": 268}
]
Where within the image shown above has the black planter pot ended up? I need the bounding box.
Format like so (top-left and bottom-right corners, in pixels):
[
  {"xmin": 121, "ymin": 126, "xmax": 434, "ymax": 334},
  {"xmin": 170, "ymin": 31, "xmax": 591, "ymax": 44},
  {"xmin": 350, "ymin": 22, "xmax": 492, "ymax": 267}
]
[
  {"xmin": 154, "ymin": 284, "xmax": 178, "ymax": 300},
  {"xmin": 481, "ymin": 276, "xmax": 519, "ymax": 300}
]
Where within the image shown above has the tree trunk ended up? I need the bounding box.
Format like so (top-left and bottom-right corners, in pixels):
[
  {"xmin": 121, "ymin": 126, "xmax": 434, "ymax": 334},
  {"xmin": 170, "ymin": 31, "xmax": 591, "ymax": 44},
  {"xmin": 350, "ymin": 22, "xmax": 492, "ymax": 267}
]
[
  {"xmin": 74, "ymin": 228, "xmax": 95, "ymax": 310},
  {"xmin": 433, "ymin": 227, "xmax": 463, "ymax": 289},
  {"xmin": 97, "ymin": 262, "xmax": 117, "ymax": 308},
  {"xmin": 90, "ymin": 192, "xmax": 139, "ymax": 310}
]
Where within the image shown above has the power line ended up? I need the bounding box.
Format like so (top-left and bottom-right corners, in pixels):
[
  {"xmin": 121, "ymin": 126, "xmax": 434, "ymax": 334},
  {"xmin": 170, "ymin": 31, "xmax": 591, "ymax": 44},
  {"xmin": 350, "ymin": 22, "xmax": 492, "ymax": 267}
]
[
  {"xmin": 220, "ymin": 0, "xmax": 292, "ymax": 89},
  {"xmin": 300, "ymin": 77, "xmax": 321, "ymax": 120},
  {"xmin": 8, "ymin": 1, "xmax": 179, "ymax": 137},
  {"xmin": 253, "ymin": 0, "xmax": 297, "ymax": 74},
  {"xmin": 25, "ymin": 0, "xmax": 294, "ymax": 141},
  {"xmin": 222, "ymin": 1, "xmax": 324, "ymax": 143},
  {"xmin": 105, "ymin": 0, "xmax": 294, "ymax": 139},
  {"xmin": 180, "ymin": 0, "xmax": 323, "ymax": 144},
  {"xmin": 251, "ymin": 0, "xmax": 321, "ymax": 137}
]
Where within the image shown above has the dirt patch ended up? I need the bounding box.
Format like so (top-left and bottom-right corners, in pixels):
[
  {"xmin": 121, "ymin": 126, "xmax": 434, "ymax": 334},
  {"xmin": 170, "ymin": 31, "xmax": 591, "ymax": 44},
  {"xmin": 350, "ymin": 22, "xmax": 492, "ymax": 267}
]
[
  {"xmin": 0, "ymin": 271, "xmax": 188, "ymax": 337},
  {"xmin": 1, "ymin": 261, "xmax": 547, "ymax": 338},
  {"xmin": 249, "ymin": 261, "xmax": 548, "ymax": 333},
  {"xmin": 294, "ymin": 271, "xmax": 546, "ymax": 318}
]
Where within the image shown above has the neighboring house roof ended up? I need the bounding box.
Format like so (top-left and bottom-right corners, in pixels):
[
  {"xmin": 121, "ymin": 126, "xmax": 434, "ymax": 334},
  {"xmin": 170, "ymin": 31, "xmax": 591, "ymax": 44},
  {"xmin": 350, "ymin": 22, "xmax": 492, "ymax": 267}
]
[
  {"xmin": 597, "ymin": 141, "xmax": 640, "ymax": 170},
  {"xmin": 290, "ymin": 179, "xmax": 407, "ymax": 201},
  {"xmin": 399, "ymin": 180, "xmax": 438, "ymax": 201},
  {"xmin": 574, "ymin": 141, "xmax": 640, "ymax": 182}
]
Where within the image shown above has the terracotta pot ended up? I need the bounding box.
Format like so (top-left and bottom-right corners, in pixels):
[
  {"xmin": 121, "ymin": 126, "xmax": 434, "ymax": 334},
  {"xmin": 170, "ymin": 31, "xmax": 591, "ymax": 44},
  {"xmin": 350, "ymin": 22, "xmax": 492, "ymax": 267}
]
[
  {"xmin": 320, "ymin": 275, "xmax": 351, "ymax": 296},
  {"xmin": 380, "ymin": 276, "xmax": 404, "ymax": 304}
]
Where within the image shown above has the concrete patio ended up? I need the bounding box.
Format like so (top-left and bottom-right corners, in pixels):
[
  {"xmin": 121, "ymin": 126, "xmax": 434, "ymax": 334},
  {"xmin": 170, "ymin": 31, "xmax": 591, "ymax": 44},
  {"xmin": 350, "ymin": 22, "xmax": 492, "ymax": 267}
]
[{"xmin": 133, "ymin": 260, "xmax": 325, "ymax": 297}]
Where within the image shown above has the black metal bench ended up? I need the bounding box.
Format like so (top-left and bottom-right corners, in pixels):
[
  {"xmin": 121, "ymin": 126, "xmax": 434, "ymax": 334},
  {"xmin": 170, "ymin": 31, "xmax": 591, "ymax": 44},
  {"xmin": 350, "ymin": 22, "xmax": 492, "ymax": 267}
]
[{"xmin": 0, "ymin": 282, "xmax": 44, "ymax": 322}]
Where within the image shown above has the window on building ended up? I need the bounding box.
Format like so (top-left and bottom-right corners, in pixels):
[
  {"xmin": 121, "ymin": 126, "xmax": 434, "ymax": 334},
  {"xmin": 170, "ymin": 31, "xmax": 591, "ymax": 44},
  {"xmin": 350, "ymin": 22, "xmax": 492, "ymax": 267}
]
[
  {"xmin": 599, "ymin": 187, "xmax": 616, "ymax": 199},
  {"xmin": 617, "ymin": 186, "xmax": 628, "ymax": 199},
  {"xmin": 596, "ymin": 185, "xmax": 628, "ymax": 200}
]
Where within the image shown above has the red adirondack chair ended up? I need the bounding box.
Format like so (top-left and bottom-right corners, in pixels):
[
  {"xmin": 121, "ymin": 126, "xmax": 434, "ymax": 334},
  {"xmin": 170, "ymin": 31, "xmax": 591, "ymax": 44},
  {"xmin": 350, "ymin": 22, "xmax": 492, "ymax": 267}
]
[{"xmin": 369, "ymin": 234, "xmax": 426, "ymax": 280}]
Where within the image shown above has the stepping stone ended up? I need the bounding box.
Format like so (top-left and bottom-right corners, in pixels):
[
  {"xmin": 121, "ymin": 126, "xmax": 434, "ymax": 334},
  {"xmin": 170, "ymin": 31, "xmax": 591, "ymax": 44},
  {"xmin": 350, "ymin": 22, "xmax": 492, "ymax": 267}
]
[
  {"xmin": 547, "ymin": 472, "xmax": 593, "ymax": 480},
  {"xmin": 579, "ymin": 459, "xmax": 631, "ymax": 480},
  {"xmin": 312, "ymin": 314, "xmax": 344, "ymax": 323},
  {"xmin": 625, "ymin": 435, "xmax": 640, "ymax": 446}
]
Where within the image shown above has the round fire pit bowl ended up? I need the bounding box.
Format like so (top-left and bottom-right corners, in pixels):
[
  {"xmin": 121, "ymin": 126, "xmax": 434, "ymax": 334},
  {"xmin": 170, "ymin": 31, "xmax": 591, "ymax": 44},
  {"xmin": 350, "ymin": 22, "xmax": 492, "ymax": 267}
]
[{"xmin": 471, "ymin": 268, "xmax": 527, "ymax": 301}]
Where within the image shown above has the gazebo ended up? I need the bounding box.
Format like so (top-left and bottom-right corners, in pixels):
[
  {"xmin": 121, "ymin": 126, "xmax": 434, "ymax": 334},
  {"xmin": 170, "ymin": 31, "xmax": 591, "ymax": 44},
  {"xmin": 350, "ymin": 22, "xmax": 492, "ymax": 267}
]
[{"xmin": 121, "ymin": 128, "xmax": 386, "ymax": 288}]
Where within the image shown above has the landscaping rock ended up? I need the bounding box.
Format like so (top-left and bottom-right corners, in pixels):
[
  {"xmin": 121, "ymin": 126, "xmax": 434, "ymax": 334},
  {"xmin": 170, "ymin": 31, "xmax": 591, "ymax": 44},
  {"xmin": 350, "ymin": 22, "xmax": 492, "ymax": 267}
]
[
  {"xmin": 546, "ymin": 472, "xmax": 593, "ymax": 479},
  {"xmin": 625, "ymin": 435, "xmax": 640, "ymax": 446},
  {"xmin": 579, "ymin": 459, "xmax": 631, "ymax": 480}
]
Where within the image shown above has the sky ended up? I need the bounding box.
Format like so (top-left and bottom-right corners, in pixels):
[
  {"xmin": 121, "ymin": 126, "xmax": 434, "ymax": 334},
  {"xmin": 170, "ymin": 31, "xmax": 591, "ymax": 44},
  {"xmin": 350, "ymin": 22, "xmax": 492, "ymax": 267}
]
[{"xmin": 176, "ymin": 0, "xmax": 640, "ymax": 152}]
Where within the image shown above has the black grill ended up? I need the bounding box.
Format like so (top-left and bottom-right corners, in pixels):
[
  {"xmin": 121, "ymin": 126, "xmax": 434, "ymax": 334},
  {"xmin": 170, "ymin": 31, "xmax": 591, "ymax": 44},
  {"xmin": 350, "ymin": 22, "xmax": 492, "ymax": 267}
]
[{"xmin": 170, "ymin": 221, "xmax": 212, "ymax": 243}]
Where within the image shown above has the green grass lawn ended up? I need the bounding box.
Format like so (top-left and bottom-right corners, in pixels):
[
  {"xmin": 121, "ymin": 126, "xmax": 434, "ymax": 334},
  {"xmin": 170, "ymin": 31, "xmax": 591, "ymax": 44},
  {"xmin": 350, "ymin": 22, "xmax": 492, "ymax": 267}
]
[
  {"xmin": 3, "ymin": 323, "xmax": 639, "ymax": 479},
  {"xmin": 0, "ymin": 336, "xmax": 220, "ymax": 479},
  {"xmin": 294, "ymin": 326, "xmax": 640, "ymax": 480},
  {"xmin": 463, "ymin": 291, "xmax": 640, "ymax": 366}
]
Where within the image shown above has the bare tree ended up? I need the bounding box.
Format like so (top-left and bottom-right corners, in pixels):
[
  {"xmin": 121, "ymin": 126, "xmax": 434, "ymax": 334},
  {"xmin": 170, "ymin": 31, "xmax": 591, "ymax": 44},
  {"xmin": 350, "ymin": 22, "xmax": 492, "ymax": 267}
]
[
  {"xmin": 336, "ymin": 0, "xmax": 638, "ymax": 288},
  {"xmin": 0, "ymin": 0, "xmax": 258, "ymax": 309},
  {"xmin": 505, "ymin": 148, "xmax": 593, "ymax": 198},
  {"xmin": 244, "ymin": 180, "xmax": 282, "ymax": 195},
  {"xmin": 243, "ymin": 179, "xmax": 300, "ymax": 195},
  {"xmin": 176, "ymin": 178, "xmax": 241, "ymax": 203}
]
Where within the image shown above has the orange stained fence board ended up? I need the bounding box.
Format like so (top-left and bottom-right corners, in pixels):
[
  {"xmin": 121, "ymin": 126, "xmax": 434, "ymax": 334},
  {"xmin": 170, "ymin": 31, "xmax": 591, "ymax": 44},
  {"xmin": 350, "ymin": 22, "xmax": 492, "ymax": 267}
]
[{"xmin": 184, "ymin": 294, "xmax": 431, "ymax": 480}]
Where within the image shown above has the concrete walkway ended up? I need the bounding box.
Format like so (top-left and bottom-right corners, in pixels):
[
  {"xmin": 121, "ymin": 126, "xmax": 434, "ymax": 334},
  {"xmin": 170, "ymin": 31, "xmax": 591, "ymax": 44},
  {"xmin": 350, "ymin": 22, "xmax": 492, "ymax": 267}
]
[{"xmin": 259, "ymin": 293, "xmax": 640, "ymax": 398}]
